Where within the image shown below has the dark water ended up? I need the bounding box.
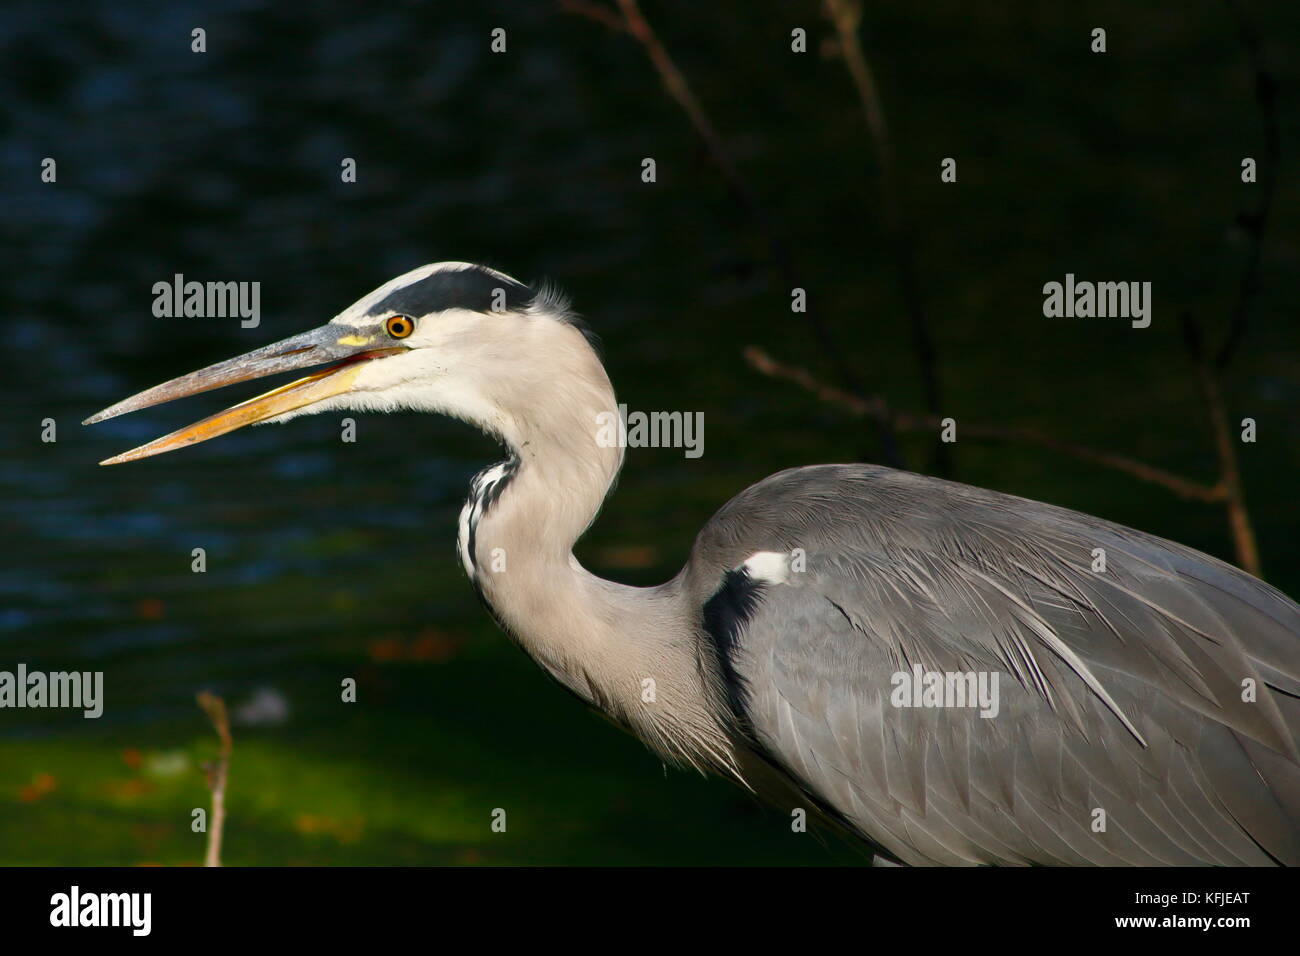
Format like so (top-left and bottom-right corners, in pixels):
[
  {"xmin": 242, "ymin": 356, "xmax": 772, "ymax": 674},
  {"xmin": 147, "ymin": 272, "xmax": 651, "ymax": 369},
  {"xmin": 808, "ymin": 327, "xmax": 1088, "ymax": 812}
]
[
  {"xmin": 3, "ymin": 0, "xmax": 567, "ymax": 730},
  {"xmin": 1, "ymin": 1, "xmax": 1297, "ymax": 863}
]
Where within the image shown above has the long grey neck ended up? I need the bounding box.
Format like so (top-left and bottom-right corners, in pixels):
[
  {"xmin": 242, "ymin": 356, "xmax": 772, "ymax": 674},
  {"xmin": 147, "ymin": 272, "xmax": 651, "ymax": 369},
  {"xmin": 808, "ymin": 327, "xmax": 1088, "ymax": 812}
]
[{"xmin": 455, "ymin": 372, "xmax": 737, "ymax": 776}]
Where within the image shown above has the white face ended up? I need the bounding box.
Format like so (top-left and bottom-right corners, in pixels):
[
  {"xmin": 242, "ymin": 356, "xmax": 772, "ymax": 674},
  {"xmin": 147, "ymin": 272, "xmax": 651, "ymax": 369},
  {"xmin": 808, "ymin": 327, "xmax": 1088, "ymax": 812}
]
[
  {"xmin": 87, "ymin": 261, "xmax": 597, "ymax": 466},
  {"xmin": 297, "ymin": 262, "xmax": 555, "ymax": 439}
]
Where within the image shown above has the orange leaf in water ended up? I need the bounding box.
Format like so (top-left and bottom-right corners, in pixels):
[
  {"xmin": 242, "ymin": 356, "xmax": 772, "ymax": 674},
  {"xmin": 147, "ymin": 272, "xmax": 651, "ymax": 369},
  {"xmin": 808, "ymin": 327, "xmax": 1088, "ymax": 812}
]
[
  {"xmin": 409, "ymin": 629, "xmax": 463, "ymax": 662},
  {"xmin": 135, "ymin": 598, "xmax": 165, "ymax": 621},
  {"xmin": 366, "ymin": 637, "xmax": 403, "ymax": 662},
  {"xmin": 105, "ymin": 778, "xmax": 153, "ymax": 800},
  {"xmin": 18, "ymin": 772, "xmax": 57, "ymax": 802}
]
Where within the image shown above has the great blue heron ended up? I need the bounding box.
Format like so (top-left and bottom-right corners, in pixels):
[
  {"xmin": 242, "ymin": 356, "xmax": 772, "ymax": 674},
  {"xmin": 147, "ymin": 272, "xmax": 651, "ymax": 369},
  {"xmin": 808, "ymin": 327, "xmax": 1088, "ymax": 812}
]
[{"xmin": 86, "ymin": 262, "xmax": 1300, "ymax": 866}]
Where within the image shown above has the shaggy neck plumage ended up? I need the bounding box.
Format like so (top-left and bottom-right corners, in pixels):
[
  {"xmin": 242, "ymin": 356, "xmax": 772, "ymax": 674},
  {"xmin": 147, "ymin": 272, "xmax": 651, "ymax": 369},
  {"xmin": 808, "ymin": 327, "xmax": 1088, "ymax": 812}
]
[
  {"xmin": 455, "ymin": 321, "xmax": 738, "ymax": 776},
  {"xmin": 460, "ymin": 353, "xmax": 627, "ymax": 707}
]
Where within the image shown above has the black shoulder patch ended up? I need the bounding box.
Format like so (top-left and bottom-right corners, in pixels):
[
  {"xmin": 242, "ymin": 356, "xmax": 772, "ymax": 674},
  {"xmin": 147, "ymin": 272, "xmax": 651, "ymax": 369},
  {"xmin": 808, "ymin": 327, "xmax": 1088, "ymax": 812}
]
[
  {"xmin": 366, "ymin": 266, "xmax": 533, "ymax": 317},
  {"xmin": 701, "ymin": 570, "xmax": 886, "ymax": 858},
  {"xmin": 701, "ymin": 567, "xmax": 767, "ymax": 735}
]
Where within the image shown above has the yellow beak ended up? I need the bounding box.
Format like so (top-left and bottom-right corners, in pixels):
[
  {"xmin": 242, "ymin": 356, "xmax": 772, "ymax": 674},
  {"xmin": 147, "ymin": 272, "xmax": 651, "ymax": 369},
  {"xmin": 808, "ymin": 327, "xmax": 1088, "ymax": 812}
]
[{"xmin": 84, "ymin": 326, "xmax": 403, "ymax": 465}]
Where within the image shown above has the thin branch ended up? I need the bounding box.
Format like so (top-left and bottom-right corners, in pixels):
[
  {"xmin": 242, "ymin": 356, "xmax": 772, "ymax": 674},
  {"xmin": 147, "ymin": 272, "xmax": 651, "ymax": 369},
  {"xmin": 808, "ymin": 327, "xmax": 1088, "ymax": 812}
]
[
  {"xmin": 1216, "ymin": 0, "xmax": 1279, "ymax": 371},
  {"xmin": 197, "ymin": 691, "xmax": 232, "ymax": 868},
  {"xmin": 1179, "ymin": 314, "xmax": 1262, "ymax": 575},
  {"xmin": 823, "ymin": 0, "xmax": 947, "ymax": 474},
  {"xmin": 557, "ymin": 0, "xmax": 627, "ymax": 32},
  {"xmin": 745, "ymin": 345, "xmax": 1226, "ymax": 504},
  {"xmin": 1156, "ymin": 0, "xmax": 1275, "ymax": 577},
  {"xmin": 562, "ymin": 0, "xmax": 902, "ymax": 466},
  {"xmin": 823, "ymin": 0, "xmax": 892, "ymax": 176},
  {"xmin": 1196, "ymin": 361, "xmax": 1261, "ymax": 574}
]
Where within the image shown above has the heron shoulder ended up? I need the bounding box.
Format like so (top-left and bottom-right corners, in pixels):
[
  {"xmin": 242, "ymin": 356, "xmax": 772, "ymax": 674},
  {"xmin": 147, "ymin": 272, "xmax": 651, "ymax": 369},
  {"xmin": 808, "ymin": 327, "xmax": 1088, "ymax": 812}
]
[
  {"xmin": 686, "ymin": 459, "xmax": 1300, "ymax": 758},
  {"xmin": 683, "ymin": 462, "xmax": 941, "ymax": 600},
  {"xmin": 680, "ymin": 461, "xmax": 1300, "ymax": 863}
]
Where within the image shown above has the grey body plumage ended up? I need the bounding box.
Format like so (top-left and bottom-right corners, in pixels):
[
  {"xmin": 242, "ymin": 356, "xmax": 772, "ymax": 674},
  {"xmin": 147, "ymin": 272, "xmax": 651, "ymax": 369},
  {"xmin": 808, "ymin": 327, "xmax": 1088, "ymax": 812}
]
[
  {"xmin": 683, "ymin": 464, "xmax": 1300, "ymax": 865},
  {"xmin": 87, "ymin": 262, "xmax": 1300, "ymax": 865}
]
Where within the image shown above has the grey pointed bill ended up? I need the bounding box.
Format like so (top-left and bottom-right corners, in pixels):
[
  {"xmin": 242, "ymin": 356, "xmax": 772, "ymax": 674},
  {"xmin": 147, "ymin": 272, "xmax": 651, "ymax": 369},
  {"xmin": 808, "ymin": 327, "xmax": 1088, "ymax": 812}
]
[{"xmin": 83, "ymin": 325, "xmax": 403, "ymax": 466}]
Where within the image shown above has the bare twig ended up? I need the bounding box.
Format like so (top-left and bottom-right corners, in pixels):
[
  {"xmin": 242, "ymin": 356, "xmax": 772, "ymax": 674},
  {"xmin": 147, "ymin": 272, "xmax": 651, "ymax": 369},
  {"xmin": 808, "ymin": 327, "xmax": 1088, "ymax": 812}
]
[
  {"xmin": 823, "ymin": 0, "xmax": 947, "ymax": 475},
  {"xmin": 197, "ymin": 691, "xmax": 232, "ymax": 868},
  {"xmin": 557, "ymin": 0, "xmax": 627, "ymax": 32},
  {"xmin": 562, "ymin": 0, "xmax": 902, "ymax": 466},
  {"xmin": 562, "ymin": 0, "xmax": 752, "ymax": 233},
  {"xmin": 745, "ymin": 345, "xmax": 1226, "ymax": 504},
  {"xmin": 1196, "ymin": 362, "xmax": 1261, "ymax": 574},
  {"xmin": 822, "ymin": 0, "xmax": 892, "ymax": 176},
  {"xmin": 1156, "ymin": 0, "xmax": 1277, "ymax": 576},
  {"xmin": 1179, "ymin": 315, "xmax": 1262, "ymax": 575},
  {"xmin": 1216, "ymin": 0, "xmax": 1279, "ymax": 371}
]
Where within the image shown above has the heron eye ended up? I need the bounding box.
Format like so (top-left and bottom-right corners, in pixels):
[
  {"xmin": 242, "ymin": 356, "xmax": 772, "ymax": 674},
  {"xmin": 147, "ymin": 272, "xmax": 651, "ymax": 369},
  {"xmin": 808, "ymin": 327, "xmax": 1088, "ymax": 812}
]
[{"xmin": 385, "ymin": 315, "xmax": 414, "ymax": 339}]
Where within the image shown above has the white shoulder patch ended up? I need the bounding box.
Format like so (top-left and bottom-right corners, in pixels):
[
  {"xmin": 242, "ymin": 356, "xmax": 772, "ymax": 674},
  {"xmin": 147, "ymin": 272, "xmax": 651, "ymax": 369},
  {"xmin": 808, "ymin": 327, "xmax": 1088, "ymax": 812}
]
[{"xmin": 741, "ymin": 550, "xmax": 791, "ymax": 585}]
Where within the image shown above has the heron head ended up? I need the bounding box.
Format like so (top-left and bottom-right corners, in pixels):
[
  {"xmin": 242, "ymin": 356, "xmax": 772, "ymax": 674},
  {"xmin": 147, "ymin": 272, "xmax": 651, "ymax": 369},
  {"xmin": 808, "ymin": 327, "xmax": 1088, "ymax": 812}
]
[{"xmin": 85, "ymin": 262, "xmax": 603, "ymax": 464}]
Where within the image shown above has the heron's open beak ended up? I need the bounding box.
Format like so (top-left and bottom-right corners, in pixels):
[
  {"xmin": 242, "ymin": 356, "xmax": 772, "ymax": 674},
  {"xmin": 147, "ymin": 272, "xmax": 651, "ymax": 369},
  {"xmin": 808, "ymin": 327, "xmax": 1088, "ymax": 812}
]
[{"xmin": 83, "ymin": 326, "xmax": 403, "ymax": 465}]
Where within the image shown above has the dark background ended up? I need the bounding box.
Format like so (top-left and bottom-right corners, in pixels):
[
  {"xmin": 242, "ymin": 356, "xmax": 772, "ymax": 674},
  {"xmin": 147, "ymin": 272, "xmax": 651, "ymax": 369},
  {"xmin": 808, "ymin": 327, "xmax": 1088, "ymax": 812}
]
[{"xmin": 1, "ymin": 0, "xmax": 1296, "ymax": 864}]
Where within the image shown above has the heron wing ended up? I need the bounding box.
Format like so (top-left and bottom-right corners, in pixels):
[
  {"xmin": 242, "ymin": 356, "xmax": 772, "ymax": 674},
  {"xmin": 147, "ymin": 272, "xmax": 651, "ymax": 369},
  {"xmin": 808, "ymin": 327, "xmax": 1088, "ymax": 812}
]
[{"xmin": 688, "ymin": 464, "xmax": 1300, "ymax": 865}]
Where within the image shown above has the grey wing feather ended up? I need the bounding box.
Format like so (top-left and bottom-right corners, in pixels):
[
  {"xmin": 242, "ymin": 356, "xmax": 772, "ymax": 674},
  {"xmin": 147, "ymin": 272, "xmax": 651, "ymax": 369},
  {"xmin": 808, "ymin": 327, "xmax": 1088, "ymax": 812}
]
[{"xmin": 686, "ymin": 464, "xmax": 1300, "ymax": 865}]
